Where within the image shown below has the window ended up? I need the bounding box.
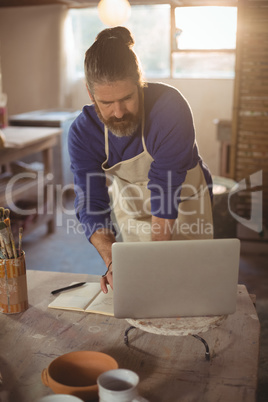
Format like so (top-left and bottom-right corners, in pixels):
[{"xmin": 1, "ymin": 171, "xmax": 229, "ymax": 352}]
[
  {"xmin": 175, "ymin": 6, "xmax": 237, "ymax": 50},
  {"xmin": 68, "ymin": 8, "xmax": 106, "ymax": 78},
  {"xmin": 68, "ymin": 5, "xmax": 170, "ymax": 80},
  {"xmin": 68, "ymin": 3, "xmax": 237, "ymax": 80},
  {"xmin": 172, "ymin": 6, "xmax": 237, "ymax": 78}
]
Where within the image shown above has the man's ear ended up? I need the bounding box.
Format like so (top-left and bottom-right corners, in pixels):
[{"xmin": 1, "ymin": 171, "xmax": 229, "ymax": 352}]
[{"xmin": 85, "ymin": 83, "xmax": 94, "ymax": 103}]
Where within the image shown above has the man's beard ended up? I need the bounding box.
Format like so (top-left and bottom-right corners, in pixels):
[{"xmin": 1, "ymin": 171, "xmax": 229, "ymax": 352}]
[{"xmin": 94, "ymin": 102, "xmax": 142, "ymax": 138}]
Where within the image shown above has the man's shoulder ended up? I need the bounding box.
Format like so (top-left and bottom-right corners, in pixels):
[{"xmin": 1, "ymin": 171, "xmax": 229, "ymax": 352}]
[
  {"xmin": 70, "ymin": 104, "xmax": 103, "ymax": 135},
  {"xmin": 144, "ymin": 82, "xmax": 190, "ymax": 117},
  {"xmin": 145, "ymin": 82, "xmax": 186, "ymax": 103},
  {"xmin": 76, "ymin": 104, "xmax": 98, "ymax": 124}
]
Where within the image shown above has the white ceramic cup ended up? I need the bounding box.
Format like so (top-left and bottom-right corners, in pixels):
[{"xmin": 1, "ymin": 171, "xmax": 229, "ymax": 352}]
[
  {"xmin": 37, "ymin": 395, "xmax": 83, "ymax": 402},
  {"xmin": 97, "ymin": 369, "xmax": 148, "ymax": 402}
]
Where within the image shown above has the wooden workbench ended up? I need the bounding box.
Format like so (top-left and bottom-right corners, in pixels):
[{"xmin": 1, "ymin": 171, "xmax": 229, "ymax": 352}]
[
  {"xmin": 0, "ymin": 126, "xmax": 62, "ymax": 234},
  {"xmin": 0, "ymin": 270, "xmax": 260, "ymax": 402}
]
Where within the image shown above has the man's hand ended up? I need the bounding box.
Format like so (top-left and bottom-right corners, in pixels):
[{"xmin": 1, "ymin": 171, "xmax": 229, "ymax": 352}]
[
  {"xmin": 90, "ymin": 228, "xmax": 115, "ymax": 293},
  {"xmin": 100, "ymin": 265, "xmax": 113, "ymax": 293}
]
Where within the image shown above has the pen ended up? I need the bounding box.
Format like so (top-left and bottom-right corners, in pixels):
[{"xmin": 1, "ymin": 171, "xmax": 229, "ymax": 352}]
[{"xmin": 51, "ymin": 282, "xmax": 86, "ymax": 295}]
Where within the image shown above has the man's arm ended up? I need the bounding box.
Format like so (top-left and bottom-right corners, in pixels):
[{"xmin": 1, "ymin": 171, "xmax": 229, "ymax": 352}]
[
  {"xmin": 90, "ymin": 228, "xmax": 116, "ymax": 293},
  {"xmin": 151, "ymin": 216, "xmax": 176, "ymax": 241},
  {"xmin": 92, "ymin": 217, "xmax": 176, "ymax": 293}
]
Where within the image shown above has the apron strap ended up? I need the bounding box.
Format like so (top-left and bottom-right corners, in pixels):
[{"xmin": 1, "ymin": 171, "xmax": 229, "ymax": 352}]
[
  {"xmin": 140, "ymin": 89, "xmax": 147, "ymax": 153},
  {"xmin": 104, "ymin": 125, "xmax": 109, "ymax": 160}
]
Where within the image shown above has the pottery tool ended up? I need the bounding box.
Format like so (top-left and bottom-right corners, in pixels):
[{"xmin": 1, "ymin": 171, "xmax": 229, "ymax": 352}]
[
  {"xmin": 0, "ymin": 221, "xmax": 13, "ymax": 259},
  {"xmin": 18, "ymin": 227, "xmax": 23, "ymax": 256},
  {"xmin": 4, "ymin": 209, "xmax": 17, "ymax": 258}
]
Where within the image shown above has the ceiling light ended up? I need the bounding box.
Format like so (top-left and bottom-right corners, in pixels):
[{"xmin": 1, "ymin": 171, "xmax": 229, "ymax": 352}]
[{"xmin": 98, "ymin": 0, "xmax": 131, "ymax": 27}]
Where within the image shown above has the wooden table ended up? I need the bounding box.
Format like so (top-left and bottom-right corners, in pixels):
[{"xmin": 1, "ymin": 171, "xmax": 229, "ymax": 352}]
[
  {"xmin": 0, "ymin": 126, "xmax": 62, "ymax": 234},
  {"xmin": 0, "ymin": 270, "xmax": 260, "ymax": 402}
]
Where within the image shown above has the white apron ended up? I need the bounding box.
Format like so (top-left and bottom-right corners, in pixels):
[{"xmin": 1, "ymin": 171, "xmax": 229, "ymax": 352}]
[{"xmin": 101, "ymin": 114, "xmax": 213, "ymax": 242}]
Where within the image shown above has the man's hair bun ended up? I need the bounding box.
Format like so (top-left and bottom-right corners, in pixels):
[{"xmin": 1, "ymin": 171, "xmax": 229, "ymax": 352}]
[
  {"xmin": 96, "ymin": 26, "xmax": 135, "ymax": 48},
  {"xmin": 84, "ymin": 26, "xmax": 145, "ymax": 92}
]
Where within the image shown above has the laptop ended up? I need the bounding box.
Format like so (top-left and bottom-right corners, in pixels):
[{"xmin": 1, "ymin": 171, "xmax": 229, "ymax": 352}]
[{"xmin": 112, "ymin": 238, "xmax": 240, "ymax": 319}]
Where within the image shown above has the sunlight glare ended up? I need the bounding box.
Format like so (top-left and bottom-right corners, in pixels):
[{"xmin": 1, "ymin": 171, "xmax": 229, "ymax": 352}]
[{"xmin": 175, "ymin": 6, "xmax": 237, "ymax": 50}]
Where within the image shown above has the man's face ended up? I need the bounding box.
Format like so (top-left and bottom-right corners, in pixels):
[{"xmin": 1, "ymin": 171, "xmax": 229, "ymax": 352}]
[{"xmin": 91, "ymin": 79, "xmax": 141, "ymax": 137}]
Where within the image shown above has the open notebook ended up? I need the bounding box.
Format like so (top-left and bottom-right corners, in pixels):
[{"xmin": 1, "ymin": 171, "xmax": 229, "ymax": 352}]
[{"xmin": 48, "ymin": 282, "xmax": 114, "ymax": 316}]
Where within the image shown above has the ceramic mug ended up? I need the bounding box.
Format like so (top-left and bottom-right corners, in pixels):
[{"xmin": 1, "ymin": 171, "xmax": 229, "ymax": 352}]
[
  {"xmin": 37, "ymin": 396, "xmax": 83, "ymax": 402},
  {"xmin": 97, "ymin": 369, "xmax": 148, "ymax": 402}
]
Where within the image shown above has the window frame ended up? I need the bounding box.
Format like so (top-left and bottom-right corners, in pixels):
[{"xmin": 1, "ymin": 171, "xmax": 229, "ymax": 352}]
[
  {"xmin": 169, "ymin": 2, "xmax": 238, "ymax": 78},
  {"xmin": 68, "ymin": 1, "xmax": 238, "ymax": 80}
]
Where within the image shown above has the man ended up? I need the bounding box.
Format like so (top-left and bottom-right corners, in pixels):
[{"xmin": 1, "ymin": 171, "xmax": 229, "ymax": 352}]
[{"xmin": 68, "ymin": 26, "xmax": 213, "ymax": 294}]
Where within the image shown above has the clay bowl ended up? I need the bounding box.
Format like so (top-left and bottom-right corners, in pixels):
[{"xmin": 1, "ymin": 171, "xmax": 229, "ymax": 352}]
[{"xmin": 41, "ymin": 351, "xmax": 118, "ymax": 401}]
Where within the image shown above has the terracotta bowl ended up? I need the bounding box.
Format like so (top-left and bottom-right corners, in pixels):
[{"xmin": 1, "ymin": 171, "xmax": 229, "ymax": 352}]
[{"xmin": 41, "ymin": 351, "xmax": 118, "ymax": 401}]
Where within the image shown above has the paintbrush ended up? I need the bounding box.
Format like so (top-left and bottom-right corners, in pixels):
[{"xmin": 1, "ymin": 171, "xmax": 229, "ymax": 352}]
[
  {"xmin": 0, "ymin": 250, "xmax": 5, "ymax": 259},
  {"xmin": 0, "ymin": 207, "xmax": 4, "ymax": 221},
  {"xmin": 18, "ymin": 227, "xmax": 23, "ymax": 257},
  {"xmin": 0, "ymin": 236, "xmax": 7, "ymax": 259},
  {"xmin": 4, "ymin": 209, "xmax": 17, "ymax": 258},
  {"xmin": 0, "ymin": 224, "xmax": 7, "ymax": 258},
  {"xmin": 0, "ymin": 208, "xmax": 8, "ymax": 258},
  {"xmin": 0, "ymin": 221, "xmax": 13, "ymax": 259}
]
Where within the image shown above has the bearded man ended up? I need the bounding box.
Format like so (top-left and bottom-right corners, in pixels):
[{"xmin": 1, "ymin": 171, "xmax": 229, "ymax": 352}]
[{"xmin": 68, "ymin": 26, "xmax": 214, "ymax": 293}]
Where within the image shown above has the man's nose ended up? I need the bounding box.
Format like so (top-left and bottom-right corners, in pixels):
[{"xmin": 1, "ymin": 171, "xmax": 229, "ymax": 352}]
[{"xmin": 113, "ymin": 102, "xmax": 126, "ymax": 119}]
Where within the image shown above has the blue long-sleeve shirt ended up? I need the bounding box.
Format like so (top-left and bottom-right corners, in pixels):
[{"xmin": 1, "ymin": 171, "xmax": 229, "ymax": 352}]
[{"xmin": 68, "ymin": 82, "xmax": 212, "ymax": 240}]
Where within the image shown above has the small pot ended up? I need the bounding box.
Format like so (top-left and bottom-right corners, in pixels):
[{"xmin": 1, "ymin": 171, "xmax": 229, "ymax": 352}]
[{"xmin": 41, "ymin": 351, "xmax": 118, "ymax": 401}]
